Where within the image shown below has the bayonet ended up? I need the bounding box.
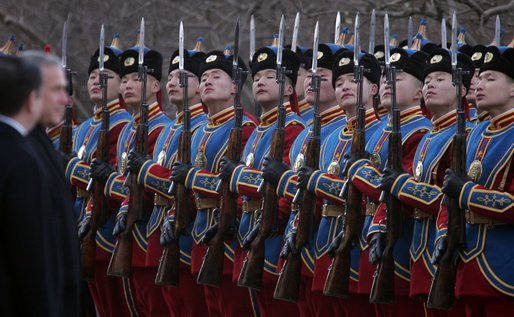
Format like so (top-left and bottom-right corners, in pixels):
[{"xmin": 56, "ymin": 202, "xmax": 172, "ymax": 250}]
[
  {"xmin": 451, "ymin": 12, "xmax": 457, "ymax": 69},
  {"xmin": 291, "ymin": 12, "xmax": 300, "ymax": 52},
  {"xmin": 233, "ymin": 18, "xmax": 240, "ymax": 71},
  {"xmin": 495, "ymin": 15, "xmax": 501, "ymax": 46},
  {"xmin": 384, "ymin": 14, "xmax": 390, "ymax": 68},
  {"xmin": 179, "ymin": 21, "xmax": 184, "ymax": 71},
  {"xmin": 407, "ymin": 16, "xmax": 413, "ymax": 49},
  {"xmin": 369, "ymin": 9, "xmax": 376, "ymax": 53},
  {"xmin": 99, "ymin": 25, "xmax": 105, "ymax": 72},
  {"xmin": 353, "ymin": 13, "xmax": 360, "ymax": 67},
  {"xmin": 311, "ymin": 22, "xmax": 319, "ymax": 73},
  {"xmin": 441, "ymin": 18, "xmax": 447, "ymax": 51},
  {"xmin": 335, "ymin": 12, "xmax": 341, "ymax": 44},
  {"xmin": 250, "ymin": 15, "xmax": 255, "ymax": 61},
  {"xmin": 61, "ymin": 20, "xmax": 68, "ymax": 69},
  {"xmin": 277, "ymin": 15, "xmax": 285, "ymax": 67},
  {"xmin": 138, "ymin": 18, "xmax": 145, "ymax": 66}
]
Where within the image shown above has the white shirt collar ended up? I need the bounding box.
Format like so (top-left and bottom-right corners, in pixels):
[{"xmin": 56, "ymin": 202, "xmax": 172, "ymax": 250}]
[{"xmin": 0, "ymin": 114, "xmax": 29, "ymax": 136}]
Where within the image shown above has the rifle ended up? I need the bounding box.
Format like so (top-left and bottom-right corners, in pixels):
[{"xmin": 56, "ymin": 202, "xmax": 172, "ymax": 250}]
[
  {"xmin": 60, "ymin": 20, "xmax": 73, "ymax": 154},
  {"xmin": 155, "ymin": 21, "xmax": 192, "ymax": 286},
  {"xmin": 427, "ymin": 12, "xmax": 467, "ymax": 310},
  {"xmin": 369, "ymin": 14, "xmax": 404, "ymax": 304},
  {"xmin": 273, "ymin": 21, "xmax": 320, "ymax": 302},
  {"xmin": 108, "ymin": 18, "xmax": 149, "ymax": 277},
  {"xmin": 323, "ymin": 13, "xmax": 366, "ymax": 298},
  {"xmin": 82, "ymin": 25, "xmax": 111, "ymax": 281},
  {"xmin": 238, "ymin": 15, "xmax": 287, "ymax": 290},
  {"xmin": 196, "ymin": 19, "xmax": 244, "ymax": 287}
]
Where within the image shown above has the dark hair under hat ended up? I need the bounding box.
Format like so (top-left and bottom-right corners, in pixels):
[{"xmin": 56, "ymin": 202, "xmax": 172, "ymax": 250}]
[
  {"xmin": 199, "ymin": 50, "xmax": 248, "ymax": 83},
  {"xmin": 168, "ymin": 49, "xmax": 206, "ymax": 78},
  {"xmin": 88, "ymin": 47, "xmax": 122, "ymax": 75},
  {"xmin": 332, "ymin": 50, "xmax": 381, "ymax": 88},
  {"xmin": 119, "ymin": 48, "xmax": 163, "ymax": 81},
  {"xmin": 250, "ymin": 46, "xmax": 300, "ymax": 85},
  {"xmin": 479, "ymin": 46, "xmax": 514, "ymax": 80},
  {"xmin": 422, "ymin": 48, "xmax": 474, "ymax": 90},
  {"xmin": 388, "ymin": 48, "xmax": 429, "ymax": 81}
]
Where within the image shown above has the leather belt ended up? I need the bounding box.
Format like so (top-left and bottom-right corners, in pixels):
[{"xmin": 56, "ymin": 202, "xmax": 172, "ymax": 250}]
[
  {"xmin": 154, "ymin": 194, "xmax": 171, "ymax": 206},
  {"xmin": 77, "ymin": 188, "xmax": 89, "ymax": 198},
  {"xmin": 413, "ymin": 208, "xmax": 431, "ymax": 219},
  {"xmin": 322, "ymin": 204, "xmax": 345, "ymax": 217},
  {"xmin": 195, "ymin": 197, "xmax": 218, "ymax": 210},
  {"xmin": 243, "ymin": 200, "xmax": 262, "ymax": 213},
  {"xmin": 365, "ymin": 203, "xmax": 377, "ymax": 216},
  {"xmin": 466, "ymin": 210, "xmax": 505, "ymax": 225}
]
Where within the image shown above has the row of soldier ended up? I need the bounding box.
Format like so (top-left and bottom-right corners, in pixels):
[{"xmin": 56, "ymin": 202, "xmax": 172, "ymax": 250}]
[{"xmin": 2, "ymin": 11, "xmax": 514, "ymax": 317}]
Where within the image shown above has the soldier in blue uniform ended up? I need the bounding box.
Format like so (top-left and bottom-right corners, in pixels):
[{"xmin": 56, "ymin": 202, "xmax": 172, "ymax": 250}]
[
  {"xmin": 216, "ymin": 43, "xmax": 306, "ymax": 317},
  {"xmin": 63, "ymin": 39, "xmax": 136, "ymax": 317},
  {"xmin": 378, "ymin": 48, "xmax": 474, "ymax": 317},
  {"xmin": 436, "ymin": 45, "xmax": 514, "ymax": 316},
  {"xmin": 170, "ymin": 49, "xmax": 258, "ymax": 317},
  {"xmin": 90, "ymin": 44, "xmax": 172, "ymax": 316},
  {"xmin": 126, "ymin": 39, "xmax": 209, "ymax": 317},
  {"xmin": 260, "ymin": 42, "xmax": 346, "ymax": 316},
  {"xmin": 346, "ymin": 46, "xmax": 431, "ymax": 316},
  {"xmin": 296, "ymin": 50, "xmax": 383, "ymax": 316}
]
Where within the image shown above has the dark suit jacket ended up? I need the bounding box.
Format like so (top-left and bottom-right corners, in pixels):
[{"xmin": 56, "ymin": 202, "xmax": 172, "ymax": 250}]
[{"xmin": 0, "ymin": 122, "xmax": 81, "ymax": 316}]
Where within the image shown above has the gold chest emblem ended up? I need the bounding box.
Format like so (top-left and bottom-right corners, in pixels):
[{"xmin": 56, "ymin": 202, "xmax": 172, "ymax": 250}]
[
  {"xmin": 415, "ymin": 161, "xmax": 423, "ymax": 181},
  {"xmin": 120, "ymin": 151, "xmax": 128, "ymax": 174},
  {"xmin": 327, "ymin": 161, "xmax": 340, "ymax": 175},
  {"xmin": 245, "ymin": 153, "xmax": 254, "ymax": 167},
  {"xmin": 77, "ymin": 144, "xmax": 86, "ymax": 160},
  {"xmin": 370, "ymin": 152, "xmax": 381, "ymax": 168},
  {"xmin": 195, "ymin": 151, "xmax": 207, "ymax": 169},
  {"xmin": 157, "ymin": 150, "xmax": 167, "ymax": 166},
  {"xmin": 468, "ymin": 160, "xmax": 483, "ymax": 183}
]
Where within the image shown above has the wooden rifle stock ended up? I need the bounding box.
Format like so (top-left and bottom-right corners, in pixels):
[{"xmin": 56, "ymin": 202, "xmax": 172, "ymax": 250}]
[
  {"xmin": 324, "ymin": 64, "xmax": 366, "ymax": 298},
  {"xmin": 369, "ymin": 65, "xmax": 404, "ymax": 304},
  {"xmin": 427, "ymin": 68, "xmax": 467, "ymax": 310},
  {"xmin": 274, "ymin": 70, "xmax": 322, "ymax": 301},
  {"xmin": 197, "ymin": 127, "xmax": 241, "ymax": 287},
  {"xmin": 155, "ymin": 130, "xmax": 192, "ymax": 286},
  {"xmin": 323, "ymin": 131, "xmax": 365, "ymax": 298},
  {"xmin": 108, "ymin": 66, "xmax": 149, "ymax": 277},
  {"xmin": 274, "ymin": 137, "xmax": 319, "ymax": 301},
  {"xmin": 81, "ymin": 71, "xmax": 111, "ymax": 281}
]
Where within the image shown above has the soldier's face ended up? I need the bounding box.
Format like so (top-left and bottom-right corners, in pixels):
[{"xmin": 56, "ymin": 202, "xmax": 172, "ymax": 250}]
[
  {"xmin": 40, "ymin": 65, "xmax": 68, "ymax": 128},
  {"xmin": 334, "ymin": 73, "xmax": 375, "ymax": 112},
  {"xmin": 476, "ymin": 70, "xmax": 514, "ymax": 113},
  {"xmin": 423, "ymin": 71, "xmax": 457, "ymax": 110},
  {"xmin": 380, "ymin": 72, "xmax": 422, "ymax": 109},
  {"xmin": 252, "ymin": 69, "xmax": 292, "ymax": 110},
  {"xmin": 295, "ymin": 66, "xmax": 307, "ymax": 98},
  {"xmin": 304, "ymin": 68, "xmax": 335, "ymax": 105},
  {"xmin": 87, "ymin": 69, "xmax": 121, "ymax": 104},
  {"xmin": 167, "ymin": 69, "xmax": 200, "ymax": 105},
  {"xmin": 467, "ymin": 69, "xmax": 480, "ymax": 102},
  {"xmin": 120, "ymin": 73, "xmax": 160, "ymax": 106},
  {"xmin": 200, "ymin": 69, "xmax": 235, "ymax": 105}
]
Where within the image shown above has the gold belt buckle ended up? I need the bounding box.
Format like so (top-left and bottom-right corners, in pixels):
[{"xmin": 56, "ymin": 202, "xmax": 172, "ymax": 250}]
[
  {"xmin": 413, "ymin": 208, "xmax": 431, "ymax": 219},
  {"xmin": 365, "ymin": 203, "xmax": 377, "ymax": 216},
  {"xmin": 77, "ymin": 188, "xmax": 89, "ymax": 198}
]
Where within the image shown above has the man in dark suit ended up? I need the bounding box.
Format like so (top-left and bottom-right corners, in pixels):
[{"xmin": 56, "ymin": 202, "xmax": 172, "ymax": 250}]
[
  {"xmin": 21, "ymin": 51, "xmax": 82, "ymax": 316},
  {"xmin": 0, "ymin": 55, "xmax": 56, "ymax": 315}
]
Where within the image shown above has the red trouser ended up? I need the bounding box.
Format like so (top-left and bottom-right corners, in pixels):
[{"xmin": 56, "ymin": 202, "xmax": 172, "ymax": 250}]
[
  {"xmin": 255, "ymin": 280, "xmax": 299, "ymax": 317},
  {"xmin": 88, "ymin": 261, "xmax": 138, "ymax": 317},
  {"xmin": 457, "ymin": 259, "xmax": 514, "ymax": 317},
  {"xmin": 203, "ymin": 275, "xmax": 258, "ymax": 317},
  {"xmin": 131, "ymin": 267, "xmax": 170, "ymax": 317},
  {"xmin": 161, "ymin": 266, "xmax": 209, "ymax": 317}
]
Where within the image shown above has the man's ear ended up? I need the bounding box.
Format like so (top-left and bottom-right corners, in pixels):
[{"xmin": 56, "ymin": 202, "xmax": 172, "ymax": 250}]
[{"xmin": 151, "ymin": 78, "xmax": 161, "ymax": 94}]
